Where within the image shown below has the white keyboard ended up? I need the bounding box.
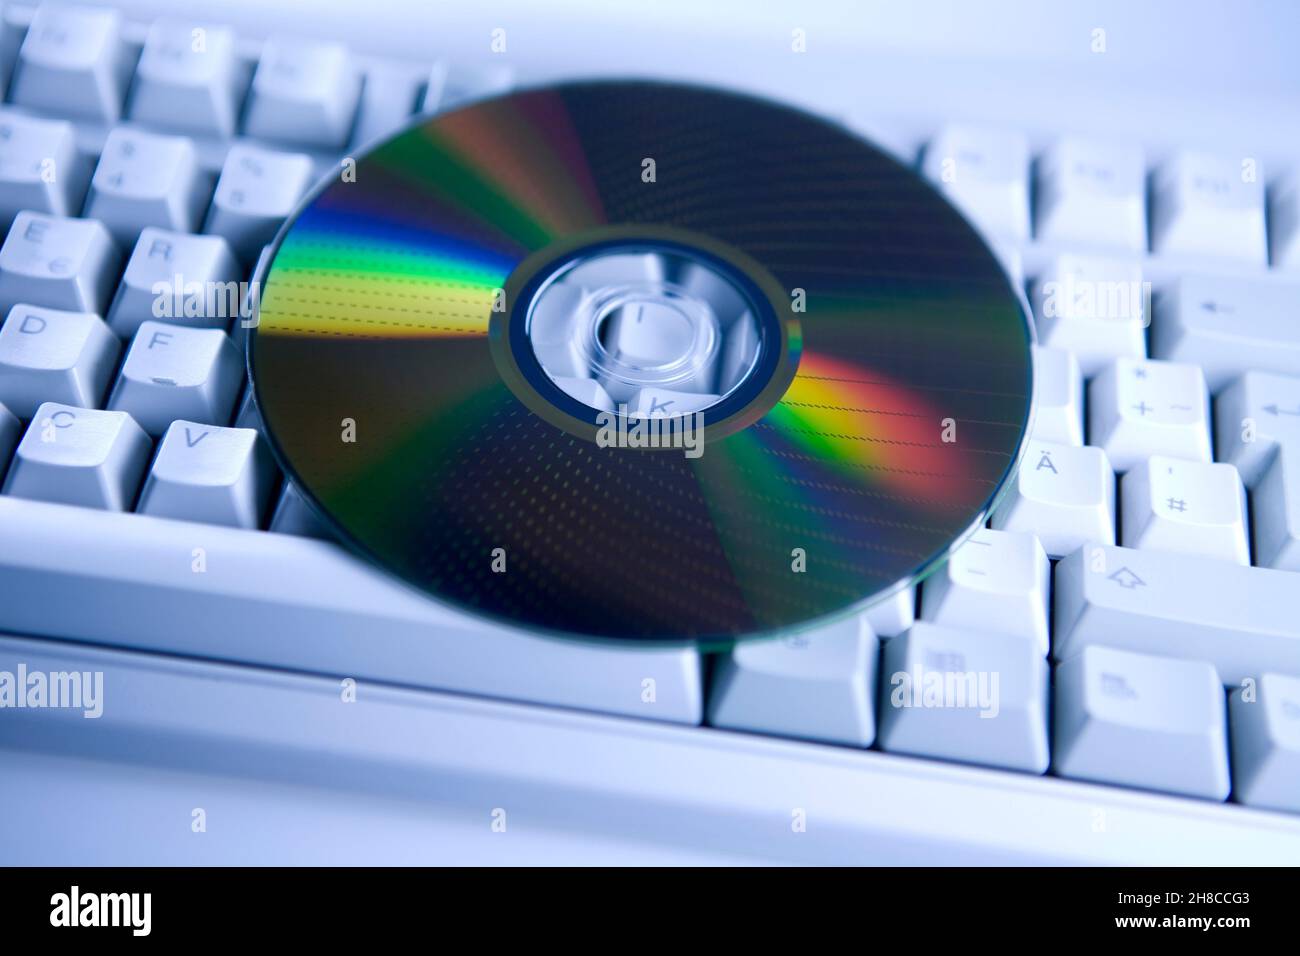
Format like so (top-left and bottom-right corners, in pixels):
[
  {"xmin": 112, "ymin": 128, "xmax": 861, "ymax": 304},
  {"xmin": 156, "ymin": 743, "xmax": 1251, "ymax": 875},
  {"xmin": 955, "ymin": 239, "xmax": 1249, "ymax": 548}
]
[{"xmin": 2, "ymin": 0, "xmax": 1300, "ymax": 864}]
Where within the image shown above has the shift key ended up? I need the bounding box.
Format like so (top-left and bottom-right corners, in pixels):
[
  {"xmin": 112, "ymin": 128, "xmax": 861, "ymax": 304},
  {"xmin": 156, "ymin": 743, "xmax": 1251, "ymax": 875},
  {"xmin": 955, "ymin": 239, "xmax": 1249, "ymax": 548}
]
[{"xmin": 1053, "ymin": 541, "xmax": 1300, "ymax": 685}]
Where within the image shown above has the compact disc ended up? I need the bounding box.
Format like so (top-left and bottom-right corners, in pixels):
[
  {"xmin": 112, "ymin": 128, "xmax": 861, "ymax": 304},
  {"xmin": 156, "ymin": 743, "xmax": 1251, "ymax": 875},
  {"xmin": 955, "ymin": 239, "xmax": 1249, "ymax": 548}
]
[{"xmin": 249, "ymin": 81, "xmax": 1033, "ymax": 644}]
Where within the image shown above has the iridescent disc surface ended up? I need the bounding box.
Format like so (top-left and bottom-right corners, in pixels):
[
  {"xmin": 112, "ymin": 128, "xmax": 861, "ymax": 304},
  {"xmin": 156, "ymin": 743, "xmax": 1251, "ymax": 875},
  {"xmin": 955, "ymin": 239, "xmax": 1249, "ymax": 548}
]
[{"xmin": 249, "ymin": 81, "xmax": 1033, "ymax": 645}]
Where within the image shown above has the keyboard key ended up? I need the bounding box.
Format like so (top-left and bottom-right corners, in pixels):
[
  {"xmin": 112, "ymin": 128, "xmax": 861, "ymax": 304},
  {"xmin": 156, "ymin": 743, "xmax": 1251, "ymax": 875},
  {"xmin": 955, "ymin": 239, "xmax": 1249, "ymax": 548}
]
[
  {"xmin": 1031, "ymin": 255, "xmax": 1147, "ymax": 377},
  {"xmin": 604, "ymin": 301, "xmax": 698, "ymax": 365},
  {"xmin": 2, "ymin": 402, "xmax": 149, "ymax": 510},
  {"xmin": 244, "ymin": 38, "xmax": 361, "ymax": 148},
  {"xmin": 0, "ymin": 212, "xmax": 121, "ymax": 316},
  {"xmin": 1215, "ymin": 371, "xmax": 1300, "ymax": 487},
  {"xmin": 990, "ymin": 440, "xmax": 1115, "ymax": 558},
  {"xmin": 1253, "ymin": 445, "xmax": 1300, "ymax": 571},
  {"xmin": 1270, "ymin": 169, "xmax": 1300, "ymax": 271},
  {"xmin": 864, "ymin": 585, "xmax": 914, "ymax": 639},
  {"xmin": 10, "ymin": 3, "xmax": 131, "ymax": 123},
  {"xmin": 107, "ymin": 321, "xmax": 243, "ymax": 435},
  {"xmin": 922, "ymin": 125, "xmax": 1029, "ymax": 241},
  {"xmin": 1054, "ymin": 645, "xmax": 1229, "ymax": 800},
  {"xmin": 528, "ymin": 283, "xmax": 589, "ymax": 379},
  {"xmin": 0, "ymin": 496, "xmax": 704, "ymax": 724},
  {"xmin": 204, "ymin": 145, "xmax": 313, "ymax": 264},
  {"xmin": 137, "ymin": 421, "xmax": 274, "ymax": 529},
  {"xmin": 1029, "ymin": 345, "xmax": 1083, "ymax": 445},
  {"xmin": 920, "ymin": 528, "xmax": 1049, "ymax": 655},
  {"xmin": 566, "ymin": 251, "xmax": 666, "ymax": 288},
  {"xmin": 421, "ymin": 61, "xmax": 513, "ymax": 113},
  {"xmin": 107, "ymin": 229, "xmax": 241, "ymax": 339},
  {"xmin": 269, "ymin": 480, "xmax": 332, "ymax": 538},
  {"xmin": 992, "ymin": 243, "xmax": 1023, "ymax": 286},
  {"xmin": 1230, "ymin": 672, "xmax": 1300, "ymax": 813},
  {"xmin": 0, "ymin": 16, "xmax": 19, "ymax": 102},
  {"xmin": 717, "ymin": 309, "xmax": 762, "ymax": 396},
  {"xmin": 629, "ymin": 387, "xmax": 719, "ymax": 417},
  {"xmin": 1088, "ymin": 357, "xmax": 1211, "ymax": 471},
  {"xmin": 1152, "ymin": 274, "xmax": 1300, "ymax": 391},
  {"xmin": 129, "ymin": 20, "xmax": 242, "ymax": 138},
  {"xmin": 233, "ymin": 386, "xmax": 261, "ymax": 430},
  {"xmin": 350, "ymin": 62, "xmax": 422, "ymax": 150},
  {"xmin": 84, "ymin": 128, "xmax": 210, "ymax": 248},
  {"xmin": 1053, "ymin": 541, "xmax": 1300, "ymax": 685},
  {"xmin": 1033, "ymin": 138, "xmax": 1146, "ymax": 252},
  {"xmin": 0, "ymin": 401, "xmax": 20, "ymax": 465},
  {"xmin": 1150, "ymin": 151, "xmax": 1267, "ymax": 264},
  {"xmin": 594, "ymin": 295, "xmax": 719, "ymax": 400},
  {"xmin": 1121, "ymin": 456, "xmax": 1249, "ymax": 565},
  {"xmin": 230, "ymin": 244, "xmax": 270, "ymax": 352},
  {"xmin": 878, "ymin": 622, "xmax": 1049, "ymax": 773},
  {"xmin": 0, "ymin": 304, "xmax": 119, "ymax": 416},
  {"xmin": 707, "ymin": 613, "xmax": 878, "ymax": 746},
  {"xmin": 0, "ymin": 110, "xmax": 86, "ymax": 227}
]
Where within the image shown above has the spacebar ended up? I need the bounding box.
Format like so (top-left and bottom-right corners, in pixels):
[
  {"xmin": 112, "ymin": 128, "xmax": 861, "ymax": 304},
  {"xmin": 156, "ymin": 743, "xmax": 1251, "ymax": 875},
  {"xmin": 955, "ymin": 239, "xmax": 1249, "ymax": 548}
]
[
  {"xmin": 0, "ymin": 498, "xmax": 703, "ymax": 724},
  {"xmin": 1053, "ymin": 541, "xmax": 1300, "ymax": 685}
]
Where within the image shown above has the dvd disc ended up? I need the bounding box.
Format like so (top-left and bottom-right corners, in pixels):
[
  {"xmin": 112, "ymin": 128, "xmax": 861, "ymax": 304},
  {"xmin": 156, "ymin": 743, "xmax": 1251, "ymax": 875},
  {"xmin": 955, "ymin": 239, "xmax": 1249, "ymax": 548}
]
[{"xmin": 249, "ymin": 81, "xmax": 1033, "ymax": 644}]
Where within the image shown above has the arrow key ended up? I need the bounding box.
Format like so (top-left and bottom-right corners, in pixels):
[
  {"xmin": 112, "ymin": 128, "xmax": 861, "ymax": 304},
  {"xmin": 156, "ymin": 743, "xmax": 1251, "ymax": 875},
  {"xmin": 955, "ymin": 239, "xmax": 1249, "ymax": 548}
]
[
  {"xmin": 1214, "ymin": 370, "xmax": 1300, "ymax": 487},
  {"xmin": 1153, "ymin": 275, "xmax": 1300, "ymax": 390},
  {"xmin": 1106, "ymin": 566, "xmax": 1144, "ymax": 588}
]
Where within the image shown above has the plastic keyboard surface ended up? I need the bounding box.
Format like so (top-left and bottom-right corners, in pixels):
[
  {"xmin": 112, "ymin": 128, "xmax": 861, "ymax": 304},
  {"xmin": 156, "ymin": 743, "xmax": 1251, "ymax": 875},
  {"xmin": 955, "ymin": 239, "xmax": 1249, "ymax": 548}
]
[{"xmin": 1, "ymin": 1, "xmax": 1300, "ymax": 863}]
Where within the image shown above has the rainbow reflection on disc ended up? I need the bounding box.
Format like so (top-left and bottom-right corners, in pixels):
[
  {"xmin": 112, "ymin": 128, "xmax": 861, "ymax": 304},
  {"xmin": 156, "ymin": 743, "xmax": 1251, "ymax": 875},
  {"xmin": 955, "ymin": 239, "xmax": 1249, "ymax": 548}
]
[{"xmin": 249, "ymin": 81, "xmax": 1033, "ymax": 645}]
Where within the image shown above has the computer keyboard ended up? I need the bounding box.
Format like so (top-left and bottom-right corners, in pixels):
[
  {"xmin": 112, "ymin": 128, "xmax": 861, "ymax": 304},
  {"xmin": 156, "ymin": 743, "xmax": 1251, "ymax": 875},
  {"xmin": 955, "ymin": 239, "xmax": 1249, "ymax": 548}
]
[{"xmin": 1, "ymin": 0, "xmax": 1299, "ymax": 861}]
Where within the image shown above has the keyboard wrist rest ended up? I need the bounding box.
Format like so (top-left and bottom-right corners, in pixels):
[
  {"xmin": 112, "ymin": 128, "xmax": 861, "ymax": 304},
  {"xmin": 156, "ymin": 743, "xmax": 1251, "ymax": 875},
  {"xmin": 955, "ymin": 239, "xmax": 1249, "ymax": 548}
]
[{"xmin": 2, "ymin": 633, "xmax": 1298, "ymax": 864}]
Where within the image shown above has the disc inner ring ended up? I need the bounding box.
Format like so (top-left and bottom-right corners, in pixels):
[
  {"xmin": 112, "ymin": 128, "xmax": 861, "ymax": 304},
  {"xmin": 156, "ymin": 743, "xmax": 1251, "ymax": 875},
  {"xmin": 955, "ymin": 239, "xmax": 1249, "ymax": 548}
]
[{"xmin": 491, "ymin": 226, "xmax": 801, "ymax": 445}]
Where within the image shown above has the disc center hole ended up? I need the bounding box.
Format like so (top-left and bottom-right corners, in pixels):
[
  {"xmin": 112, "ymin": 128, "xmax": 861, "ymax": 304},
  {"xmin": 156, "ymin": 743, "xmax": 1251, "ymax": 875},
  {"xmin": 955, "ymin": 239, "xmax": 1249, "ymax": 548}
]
[
  {"xmin": 522, "ymin": 245, "xmax": 769, "ymax": 413},
  {"xmin": 594, "ymin": 298, "xmax": 698, "ymax": 369}
]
